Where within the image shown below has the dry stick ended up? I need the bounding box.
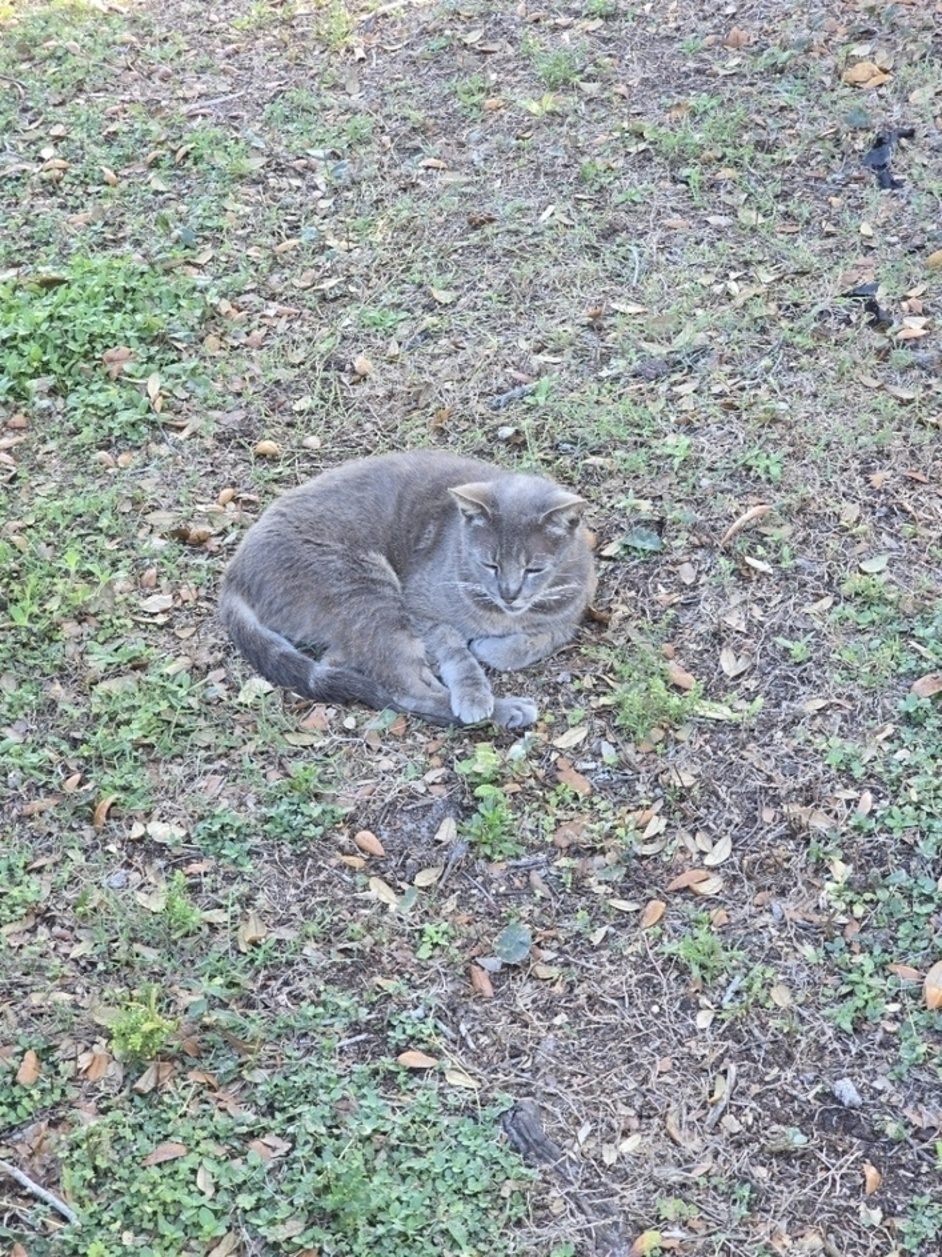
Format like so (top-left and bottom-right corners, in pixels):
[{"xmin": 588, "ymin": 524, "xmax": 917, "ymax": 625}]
[{"xmin": 0, "ymin": 1159, "xmax": 81, "ymax": 1227}]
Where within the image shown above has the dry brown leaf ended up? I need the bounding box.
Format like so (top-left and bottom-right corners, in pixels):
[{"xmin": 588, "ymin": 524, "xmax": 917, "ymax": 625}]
[
  {"xmin": 770, "ymin": 982, "xmax": 793, "ymax": 1008},
  {"xmin": 719, "ymin": 648, "xmax": 751, "ymax": 678},
  {"xmin": 92, "ymin": 793, "xmax": 118, "ymax": 831},
  {"xmin": 862, "ymin": 1161, "xmax": 882, "ymax": 1194},
  {"xmin": 667, "ymin": 662, "xmax": 697, "ymax": 691},
  {"xmin": 142, "ymin": 1140, "xmax": 188, "ymax": 1166},
  {"xmin": 640, "ymin": 899, "xmax": 666, "ymax": 929},
  {"xmin": 724, "ymin": 26, "xmax": 751, "ymax": 48},
  {"xmin": 888, "ymin": 963, "xmax": 921, "ymax": 982},
  {"xmin": 666, "ymin": 868, "xmax": 710, "ymax": 892},
  {"xmin": 689, "ymin": 874, "xmax": 724, "ymax": 896},
  {"xmin": 630, "ymin": 1232, "xmax": 664, "ymax": 1257},
  {"xmin": 718, "ymin": 503, "xmax": 772, "ymax": 546},
  {"xmin": 237, "ymin": 910, "xmax": 268, "ymax": 950},
  {"xmin": 842, "ymin": 61, "xmax": 890, "ymax": 86},
  {"xmin": 16, "ymin": 1048, "xmax": 41, "ymax": 1086},
  {"xmin": 197, "ymin": 1164, "xmax": 215, "ymax": 1197},
  {"xmin": 434, "ymin": 816, "xmax": 458, "ymax": 844},
  {"xmin": 924, "ymin": 959, "xmax": 942, "ymax": 1010},
  {"xmin": 81, "ymin": 1047, "xmax": 112, "ymax": 1081},
  {"xmin": 352, "ymin": 354, "xmax": 372, "ymax": 377},
  {"xmin": 927, "ymin": 249, "xmax": 942, "ymax": 270},
  {"xmin": 146, "ymin": 372, "xmax": 161, "ymax": 402},
  {"xmin": 397, "ymin": 1049, "xmax": 438, "ymax": 1069},
  {"xmin": 413, "ymin": 865, "xmax": 443, "ymax": 887},
  {"xmin": 552, "ymin": 724, "xmax": 588, "ymax": 750},
  {"xmin": 470, "ymin": 964, "xmax": 494, "ymax": 998},
  {"xmin": 911, "ymin": 673, "xmax": 942, "ymax": 698},
  {"xmin": 556, "ymin": 761, "xmax": 592, "ymax": 796},
  {"xmin": 368, "ymin": 876, "xmax": 399, "ymax": 907},
  {"xmin": 444, "ymin": 1066, "xmax": 478, "ymax": 1089},
  {"xmin": 353, "ymin": 829, "xmax": 385, "ymax": 857},
  {"xmin": 207, "ymin": 1234, "xmax": 240, "ymax": 1257},
  {"xmin": 703, "ymin": 835, "xmax": 732, "ymax": 867}
]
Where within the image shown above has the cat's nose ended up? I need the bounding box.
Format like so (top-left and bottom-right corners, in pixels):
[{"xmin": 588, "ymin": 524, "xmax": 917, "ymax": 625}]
[{"xmin": 498, "ymin": 576, "xmax": 525, "ymax": 604}]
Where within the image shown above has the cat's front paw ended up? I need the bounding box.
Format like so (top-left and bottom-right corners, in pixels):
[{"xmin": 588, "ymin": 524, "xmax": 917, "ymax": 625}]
[
  {"xmin": 491, "ymin": 695, "xmax": 538, "ymax": 729},
  {"xmin": 470, "ymin": 634, "xmax": 530, "ymax": 671},
  {"xmin": 450, "ymin": 682, "xmax": 495, "ymax": 725}
]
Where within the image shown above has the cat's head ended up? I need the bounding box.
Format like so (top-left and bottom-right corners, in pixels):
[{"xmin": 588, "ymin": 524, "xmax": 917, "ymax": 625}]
[{"xmin": 448, "ymin": 476, "xmax": 587, "ymax": 614}]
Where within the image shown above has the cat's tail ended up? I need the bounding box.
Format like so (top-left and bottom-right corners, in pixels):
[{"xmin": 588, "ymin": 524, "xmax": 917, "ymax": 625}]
[{"xmin": 218, "ymin": 589, "xmax": 391, "ymax": 709}]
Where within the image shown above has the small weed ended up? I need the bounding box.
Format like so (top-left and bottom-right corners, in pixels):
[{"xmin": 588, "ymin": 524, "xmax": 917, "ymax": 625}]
[
  {"xmin": 604, "ymin": 640, "xmax": 700, "ymax": 743},
  {"xmin": 522, "ymin": 37, "xmax": 587, "ymax": 88},
  {"xmin": 108, "ymin": 986, "xmax": 179, "ymax": 1063},
  {"xmin": 462, "ymin": 785, "xmax": 523, "ymax": 861},
  {"xmin": 662, "ymin": 914, "xmax": 744, "ymax": 986},
  {"xmin": 741, "ymin": 446, "xmax": 783, "ymax": 483}
]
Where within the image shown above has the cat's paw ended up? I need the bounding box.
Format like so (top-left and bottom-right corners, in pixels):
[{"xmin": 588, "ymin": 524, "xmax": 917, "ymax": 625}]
[
  {"xmin": 470, "ymin": 634, "xmax": 528, "ymax": 671},
  {"xmin": 450, "ymin": 683, "xmax": 495, "ymax": 725},
  {"xmin": 491, "ymin": 695, "xmax": 538, "ymax": 729}
]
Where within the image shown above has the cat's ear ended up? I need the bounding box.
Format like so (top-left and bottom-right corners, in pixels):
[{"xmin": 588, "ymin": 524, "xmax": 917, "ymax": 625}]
[
  {"xmin": 449, "ymin": 482, "xmax": 494, "ymax": 525},
  {"xmin": 541, "ymin": 491, "xmax": 586, "ymax": 536}
]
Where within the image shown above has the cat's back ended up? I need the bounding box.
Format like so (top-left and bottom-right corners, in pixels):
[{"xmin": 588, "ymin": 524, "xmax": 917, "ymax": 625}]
[{"xmin": 244, "ymin": 450, "xmax": 507, "ymax": 551}]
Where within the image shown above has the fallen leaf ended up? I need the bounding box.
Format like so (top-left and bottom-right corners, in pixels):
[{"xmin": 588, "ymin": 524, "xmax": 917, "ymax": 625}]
[
  {"xmin": 146, "ymin": 372, "xmax": 161, "ymax": 402},
  {"xmin": 640, "ymin": 899, "xmax": 666, "ymax": 929},
  {"xmin": 770, "ymin": 982, "xmax": 793, "ymax": 1008},
  {"xmin": 924, "ymin": 959, "xmax": 942, "ymax": 1010},
  {"xmin": 911, "ymin": 673, "xmax": 942, "ymax": 698},
  {"xmin": 859, "ymin": 554, "xmax": 889, "ymax": 574},
  {"xmin": 470, "ymin": 964, "xmax": 494, "ymax": 998},
  {"xmin": 667, "ymin": 662, "xmax": 697, "ymax": 691},
  {"xmin": 16, "ymin": 1049, "xmax": 41, "ymax": 1086},
  {"xmin": 352, "ymin": 354, "xmax": 372, "ymax": 377},
  {"xmin": 703, "ymin": 835, "xmax": 732, "ymax": 867},
  {"xmin": 842, "ymin": 61, "xmax": 891, "ymax": 87},
  {"xmin": 630, "ymin": 1229, "xmax": 664, "ymax": 1255},
  {"xmin": 140, "ymin": 593, "xmax": 174, "ymax": 614},
  {"xmin": 444, "ymin": 1066, "xmax": 478, "ymax": 1089},
  {"xmin": 556, "ymin": 761, "xmax": 592, "ymax": 796},
  {"xmin": 197, "ymin": 1164, "xmax": 215, "ymax": 1197},
  {"xmin": 237, "ymin": 910, "xmax": 268, "ymax": 950},
  {"xmin": 142, "ymin": 1141, "xmax": 188, "ymax": 1166},
  {"xmin": 552, "ymin": 724, "xmax": 588, "ymax": 750},
  {"xmin": 927, "ymin": 249, "xmax": 942, "ymax": 271},
  {"xmin": 353, "ymin": 829, "xmax": 385, "ymax": 856},
  {"xmin": 690, "ymin": 875, "xmax": 724, "ymax": 896},
  {"xmin": 413, "ymin": 865, "xmax": 443, "ymax": 887},
  {"xmin": 863, "ymin": 1161, "xmax": 882, "ymax": 1194},
  {"xmin": 666, "ymin": 868, "xmax": 711, "ymax": 892},
  {"xmin": 724, "ymin": 26, "xmax": 751, "ymax": 48},
  {"xmin": 429, "ymin": 287, "xmax": 456, "ymax": 304},
  {"xmin": 368, "ymin": 876, "xmax": 399, "ymax": 908},
  {"xmin": 92, "ymin": 793, "xmax": 118, "ymax": 831},
  {"xmin": 887, "ymin": 964, "xmax": 921, "ymax": 982},
  {"xmin": 719, "ymin": 648, "xmax": 751, "ymax": 678},
  {"xmin": 397, "ymin": 1049, "xmax": 438, "ymax": 1069}
]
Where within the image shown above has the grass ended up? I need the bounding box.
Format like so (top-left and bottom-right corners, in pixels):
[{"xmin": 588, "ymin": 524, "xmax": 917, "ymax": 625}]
[{"xmin": 2, "ymin": 0, "xmax": 942, "ymax": 1254}]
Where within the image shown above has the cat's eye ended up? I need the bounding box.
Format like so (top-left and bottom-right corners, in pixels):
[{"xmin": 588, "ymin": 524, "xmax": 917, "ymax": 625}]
[
  {"xmin": 482, "ymin": 561, "xmax": 499, "ymax": 572},
  {"xmin": 524, "ymin": 567, "xmax": 546, "ymax": 576}
]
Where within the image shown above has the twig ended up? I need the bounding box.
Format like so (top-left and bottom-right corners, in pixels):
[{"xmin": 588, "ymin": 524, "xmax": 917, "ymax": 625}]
[
  {"xmin": 0, "ymin": 1159, "xmax": 81, "ymax": 1227},
  {"xmin": 488, "ymin": 383, "xmax": 535, "ymax": 411},
  {"xmin": 182, "ymin": 91, "xmax": 247, "ymax": 116},
  {"xmin": 0, "ymin": 74, "xmax": 27, "ymax": 97}
]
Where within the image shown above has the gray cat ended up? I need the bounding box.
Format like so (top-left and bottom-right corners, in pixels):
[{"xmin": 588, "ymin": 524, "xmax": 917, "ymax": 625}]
[{"xmin": 219, "ymin": 450, "xmax": 595, "ymax": 727}]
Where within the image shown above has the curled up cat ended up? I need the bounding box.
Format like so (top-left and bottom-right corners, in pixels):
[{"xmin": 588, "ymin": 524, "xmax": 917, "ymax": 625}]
[{"xmin": 219, "ymin": 450, "xmax": 596, "ymax": 728}]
